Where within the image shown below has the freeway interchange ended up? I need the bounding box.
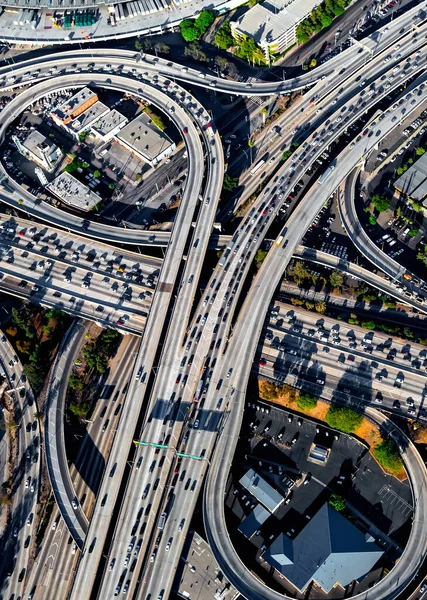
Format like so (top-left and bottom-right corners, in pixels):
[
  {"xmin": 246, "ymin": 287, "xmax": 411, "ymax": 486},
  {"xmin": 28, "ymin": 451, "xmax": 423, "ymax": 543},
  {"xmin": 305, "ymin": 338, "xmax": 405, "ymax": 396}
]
[{"xmin": 1, "ymin": 2, "xmax": 427, "ymax": 600}]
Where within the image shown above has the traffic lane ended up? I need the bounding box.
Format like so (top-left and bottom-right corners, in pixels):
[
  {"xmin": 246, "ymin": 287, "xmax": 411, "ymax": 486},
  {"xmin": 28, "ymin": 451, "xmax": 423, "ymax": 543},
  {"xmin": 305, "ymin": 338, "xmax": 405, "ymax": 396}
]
[
  {"xmin": 203, "ymin": 79, "xmax": 427, "ymax": 600},
  {"xmin": 0, "ymin": 274, "xmax": 148, "ymax": 336},
  {"xmin": 266, "ymin": 304, "xmax": 427, "ymax": 372},
  {"xmin": 0, "ymin": 244, "xmax": 155, "ymax": 308},
  {"xmin": 0, "ymin": 72, "xmax": 206, "ymax": 249},
  {"xmin": 259, "ymin": 346, "xmax": 426, "ymax": 416},
  {"xmin": 293, "ymin": 246, "xmax": 427, "ymax": 316},
  {"xmin": 0, "ymin": 213, "xmax": 162, "ymax": 276}
]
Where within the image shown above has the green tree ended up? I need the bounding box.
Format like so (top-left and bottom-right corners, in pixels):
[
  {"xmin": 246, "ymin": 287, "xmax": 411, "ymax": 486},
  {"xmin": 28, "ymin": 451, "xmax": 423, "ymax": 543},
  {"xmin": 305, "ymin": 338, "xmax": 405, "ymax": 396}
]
[
  {"xmin": 214, "ymin": 21, "xmax": 234, "ymax": 50},
  {"xmin": 297, "ymin": 392, "xmax": 317, "ymax": 410},
  {"xmin": 154, "ymin": 42, "xmax": 170, "ymax": 55},
  {"xmin": 396, "ymin": 166, "xmax": 405, "ymax": 175},
  {"xmin": 93, "ymin": 170, "xmax": 101, "ymax": 178},
  {"xmin": 348, "ymin": 313, "xmax": 359, "ymax": 325},
  {"xmin": 309, "ymin": 58, "xmax": 317, "ymax": 68},
  {"xmin": 78, "ymin": 131, "xmax": 89, "ymax": 142},
  {"xmin": 315, "ymin": 301, "xmax": 326, "ymax": 314},
  {"xmin": 361, "ymin": 320, "xmax": 376, "ymax": 330},
  {"xmin": 195, "ymin": 9, "xmax": 215, "ymax": 34},
  {"xmin": 179, "ymin": 19, "xmax": 200, "ymax": 42},
  {"xmin": 293, "ymin": 261, "xmax": 311, "ymax": 285},
  {"xmin": 68, "ymin": 374, "xmax": 85, "ymax": 391},
  {"xmin": 371, "ymin": 194, "xmax": 390, "ymax": 212},
  {"xmin": 329, "ymin": 493, "xmax": 346, "ymax": 512},
  {"xmin": 408, "ymin": 228, "xmax": 419, "ymax": 238},
  {"xmin": 416, "ymin": 147, "xmax": 425, "ymax": 156},
  {"xmin": 255, "ymin": 249, "xmax": 267, "ymax": 264},
  {"xmin": 135, "ymin": 38, "xmax": 142, "ymax": 50},
  {"xmin": 236, "ymin": 37, "xmax": 264, "ymax": 64},
  {"xmin": 403, "ymin": 326, "xmax": 414, "ymax": 339},
  {"xmin": 329, "ymin": 271, "xmax": 343, "ymax": 288},
  {"xmin": 325, "ymin": 405, "xmax": 362, "ymax": 433},
  {"xmin": 24, "ymin": 363, "xmax": 44, "ymax": 391},
  {"xmin": 183, "ymin": 42, "xmax": 208, "ymax": 62},
  {"xmin": 372, "ymin": 439, "xmax": 403, "ymax": 475},
  {"xmin": 282, "ymin": 149, "xmax": 292, "ymax": 161},
  {"xmin": 248, "ymin": 139, "xmax": 255, "ymax": 147},
  {"xmin": 69, "ymin": 401, "xmax": 91, "ymax": 418},
  {"xmin": 369, "ymin": 214, "xmax": 377, "ymax": 225},
  {"xmin": 223, "ymin": 173, "xmax": 239, "ymax": 191},
  {"xmin": 214, "ymin": 56, "xmax": 229, "ymax": 71}
]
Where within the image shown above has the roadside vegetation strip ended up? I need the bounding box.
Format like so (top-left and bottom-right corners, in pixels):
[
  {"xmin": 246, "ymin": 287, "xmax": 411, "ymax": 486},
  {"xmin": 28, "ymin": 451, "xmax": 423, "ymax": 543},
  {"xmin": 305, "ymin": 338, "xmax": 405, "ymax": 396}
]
[{"xmin": 257, "ymin": 378, "xmax": 406, "ymax": 478}]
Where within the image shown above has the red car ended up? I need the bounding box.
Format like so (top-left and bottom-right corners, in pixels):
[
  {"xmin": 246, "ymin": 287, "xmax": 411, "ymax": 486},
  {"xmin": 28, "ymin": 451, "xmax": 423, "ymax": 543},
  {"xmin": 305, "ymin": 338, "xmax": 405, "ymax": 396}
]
[{"xmin": 182, "ymin": 127, "xmax": 188, "ymax": 135}]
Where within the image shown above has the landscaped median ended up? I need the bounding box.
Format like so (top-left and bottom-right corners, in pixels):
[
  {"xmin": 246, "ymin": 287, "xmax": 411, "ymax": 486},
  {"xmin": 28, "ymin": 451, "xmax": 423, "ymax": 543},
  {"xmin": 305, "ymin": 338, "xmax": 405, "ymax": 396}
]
[{"xmin": 258, "ymin": 379, "xmax": 405, "ymax": 479}]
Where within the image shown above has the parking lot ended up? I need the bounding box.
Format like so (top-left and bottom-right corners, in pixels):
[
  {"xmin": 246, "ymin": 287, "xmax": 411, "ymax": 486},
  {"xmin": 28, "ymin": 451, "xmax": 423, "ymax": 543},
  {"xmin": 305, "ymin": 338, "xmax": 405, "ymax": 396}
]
[{"xmin": 227, "ymin": 399, "xmax": 413, "ymax": 572}]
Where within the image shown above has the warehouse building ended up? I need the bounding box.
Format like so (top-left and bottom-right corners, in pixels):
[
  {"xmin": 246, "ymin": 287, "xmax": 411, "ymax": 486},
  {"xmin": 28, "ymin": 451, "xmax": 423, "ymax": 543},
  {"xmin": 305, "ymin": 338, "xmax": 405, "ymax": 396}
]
[
  {"xmin": 394, "ymin": 152, "xmax": 427, "ymax": 208},
  {"xmin": 91, "ymin": 109, "xmax": 129, "ymax": 142},
  {"xmin": 239, "ymin": 469, "xmax": 284, "ymax": 513},
  {"xmin": 51, "ymin": 87, "xmax": 98, "ymax": 126},
  {"xmin": 64, "ymin": 100, "xmax": 110, "ymax": 140},
  {"xmin": 115, "ymin": 112, "xmax": 176, "ymax": 167},
  {"xmin": 262, "ymin": 503, "xmax": 383, "ymax": 593},
  {"xmin": 46, "ymin": 171, "xmax": 100, "ymax": 211},
  {"xmin": 13, "ymin": 131, "xmax": 62, "ymax": 172},
  {"xmin": 231, "ymin": 0, "xmax": 322, "ymax": 60}
]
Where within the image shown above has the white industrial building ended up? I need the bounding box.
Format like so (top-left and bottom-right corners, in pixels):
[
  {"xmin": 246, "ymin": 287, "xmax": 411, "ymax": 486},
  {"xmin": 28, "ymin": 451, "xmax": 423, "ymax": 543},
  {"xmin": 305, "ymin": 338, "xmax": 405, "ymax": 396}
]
[
  {"xmin": 231, "ymin": 0, "xmax": 322, "ymax": 60},
  {"xmin": 14, "ymin": 130, "xmax": 63, "ymax": 172},
  {"xmin": 90, "ymin": 109, "xmax": 129, "ymax": 142},
  {"xmin": 115, "ymin": 112, "xmax": 176, "ymax": 167},
  {"xmin": 46, "ymin": 171, "xmax": 101, "ymax": 211}
]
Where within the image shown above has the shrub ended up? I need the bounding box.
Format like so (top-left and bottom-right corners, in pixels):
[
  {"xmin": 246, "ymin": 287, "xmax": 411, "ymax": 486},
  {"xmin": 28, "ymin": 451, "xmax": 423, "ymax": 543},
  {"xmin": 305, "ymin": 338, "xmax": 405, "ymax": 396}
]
[
  {"xmin": 329, "ymin": 493, "xmax": 346, "ymax": 511},
  {"xmin": 297, "ymin": 393, "xmax": 317, "ymax": 410},
  {"xmin": 372, "ymin": 439, "xmax": 403, "ymax": 475},
  {"xmin": 325, "ymin": 405, "xmax": 362, "ymax": 433}
]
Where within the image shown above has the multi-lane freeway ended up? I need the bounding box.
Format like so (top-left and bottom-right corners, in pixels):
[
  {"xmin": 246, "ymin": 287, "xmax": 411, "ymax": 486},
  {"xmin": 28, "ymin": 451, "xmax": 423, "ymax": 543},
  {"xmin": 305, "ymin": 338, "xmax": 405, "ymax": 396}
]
[{"xmin": 1, "ymin": 2, "xmax": 427, "ymax": 600}]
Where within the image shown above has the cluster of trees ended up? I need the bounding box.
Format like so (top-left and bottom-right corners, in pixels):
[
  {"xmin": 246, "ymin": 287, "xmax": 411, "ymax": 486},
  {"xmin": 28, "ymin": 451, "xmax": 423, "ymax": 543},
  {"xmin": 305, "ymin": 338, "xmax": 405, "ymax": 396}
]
[
  {"xmin": 223, "ymin": 173, "xmax": 239, "ymax": 192},
  {"xmin": 235, "ymin": 37, "xmax": 266, "ymax": 65},
  {"xmin": 64, "ymin": 156, "xmax": 89, "ymax": 174},
  {"xmin": 7, "ymin": 307, "xmax": 68, "ymax": 392},
  {"xmin": 346, "ymin": 312, "xmax": 421, "ymax": 340},
  {"xmin": 325, "ymin": 405, "xmax": 363, "ymax": 434},
  {"xmin": 179, "ymin": 10, "xmax": 215, "ymax": 42},
  {"xmin": 135, "ymin": 38, "xmax": 170, "ymax": 55},
  {"xmin": 296, "ymin": 0, "xmax": 349, "ymax": 44},
  {"xmin": 260, "ymin": 380, "xmax": 298, "ymax": 403},
  {"xmin": 396, "ymin": 147, "xmax": 425, "ymax": 176},
  {"xmin": 184, "ymin": 42, "xmax": 208, "ymax": 62},
  {"xmin": 289, "ymin": 297, "xmax": 326, "ymax": 314},
  {"xmin": 82, "ymin": 329, "xmax": 120, "ymax": 375},
  {"xmin": 292, "ymin": 262, "xmax": 344, "ymax": 292},
  {"xmin": 417, "ymin": 243, "xmax": 427, "ymax": 266},
  {"xmin": 255, "ymin": 249, "xmax": 268, "ymax": 264},
  {"xmin": 214, "ymin": 20, "xmax": 234, "ymax": 50},
  {"xmin": 373, "ymin": 439, "xmax": 403, "ymax": 475},
  {"xmin": 370, "ymin": 194, "xmax": 391, "ymax": 213},
  {"xmin": 297, "ymin": 392, "xmax": 317, "ymax": 411}
]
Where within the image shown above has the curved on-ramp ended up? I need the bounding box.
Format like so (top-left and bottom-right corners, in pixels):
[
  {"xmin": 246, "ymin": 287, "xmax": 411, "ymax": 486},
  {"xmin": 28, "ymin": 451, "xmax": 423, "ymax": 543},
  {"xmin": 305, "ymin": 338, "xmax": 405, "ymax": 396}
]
[{"xmin": 44, "ymin": 320, "xmax": 90, "ymax": 546}]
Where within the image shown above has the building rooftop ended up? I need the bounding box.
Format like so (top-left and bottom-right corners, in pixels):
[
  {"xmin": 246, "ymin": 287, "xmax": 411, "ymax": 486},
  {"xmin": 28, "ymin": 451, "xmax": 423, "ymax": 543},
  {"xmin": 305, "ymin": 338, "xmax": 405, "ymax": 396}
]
[
  {"xmin": 22, "ymin": 130, "xmax": 59, "ymax": 160},
  {"xmin": 394, "ymin": 152, "xmax": 427, "ymax": 204},
  {"xmin": 233, "ymin": 0, "xmax": 321, "ymax": 45},
  {"xmin": 115, "ymin": 111, "xmax": 174, "ymax": 163},
  {"xmin": 174, "ymin": 530, "xmax": 239, "ymax": 600},
  {"xmin": 91, "ymin": 109, "xmax": 128, "ymax": 138},
  {"xmin": 52, "ymin": 87, "xmax": 98, "ymax": 124},
  {"xmin": 46, "ymin": 171, "xmax": 100, "ymax": 211},
  {"xmin": 263, "ymin": 503, "xmax": 383, "ymax": 593},
  {"xmin": 239, "ymin": 468, "xmax": 284, "ymax": 513},
  {"xmin": 66, "ymin": 100, "xmax": 110, "ymax": 134},
  {"xmin": 238, "ymin": 504, "xmax": 270, "ymax": 539}
]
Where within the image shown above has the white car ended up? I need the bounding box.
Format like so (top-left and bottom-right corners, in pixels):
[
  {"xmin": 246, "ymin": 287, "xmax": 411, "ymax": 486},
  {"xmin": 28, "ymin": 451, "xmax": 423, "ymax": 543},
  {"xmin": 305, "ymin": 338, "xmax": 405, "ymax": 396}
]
[
  {"xmin": 71, "ymin": 500, "xmax": 78, "ymax": 510},
  {"xmin": 25, "ymin": 477, "xmax": 30, "ymax": 489}
]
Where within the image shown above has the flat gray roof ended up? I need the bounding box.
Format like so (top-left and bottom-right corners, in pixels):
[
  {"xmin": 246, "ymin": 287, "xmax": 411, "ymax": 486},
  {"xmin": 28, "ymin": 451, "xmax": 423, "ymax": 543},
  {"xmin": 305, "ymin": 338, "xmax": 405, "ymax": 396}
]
[
  {"xmin": 91, "ymin": 109, "xmax": 128, "ymax": 137},
  {"xmin": 46, "ymin": 172, "xmax": 100, "ymax": 211},
  {"xmin": 394, "ymin": 152, "xmax": 427, "ymax": 203},
  {"xmin": 239, "ymin": 468, "xmax": 284, "ymax": 513},
  {"xmin": 52, "ymin": 87, "xmax": 98, "ymax": 123},
  {"xmin": 22, "ymin": 130, "xmax": 58, "ymax": 158},
  {"xmin": 233, "ymin": 0, "xmax": 321, "ymax": 45},
  {"xmin": 238, "ymin": 504, "xmax": 270, "ymax": 539},
  {"xmin": 115, "ymin": 111, "xmax": 174, "ymax": 162},
  {"xmin": 67, "ymin": 101, "xmax": 110, "ymax": 134}
]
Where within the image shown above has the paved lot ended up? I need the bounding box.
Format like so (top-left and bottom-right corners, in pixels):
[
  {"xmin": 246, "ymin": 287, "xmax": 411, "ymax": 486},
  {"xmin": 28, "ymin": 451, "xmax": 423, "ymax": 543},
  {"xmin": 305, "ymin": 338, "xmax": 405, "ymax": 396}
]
[{"xmin": 227, "ymin": 400, "xmax": 413, "ymax": 559}]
